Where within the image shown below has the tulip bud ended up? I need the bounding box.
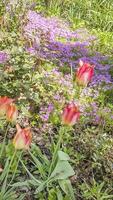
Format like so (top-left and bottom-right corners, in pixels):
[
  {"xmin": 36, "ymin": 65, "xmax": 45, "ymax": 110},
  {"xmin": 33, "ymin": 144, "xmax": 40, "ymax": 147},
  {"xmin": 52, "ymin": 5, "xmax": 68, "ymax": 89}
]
[
  {"xmin": 13, "ymin": 124, "xmax": 32, "ymax": 150},
  {"xmin": 6, "ymin": 104, "xmax": 18, "ymax": 123},
  {"xmin": 0, "ymin": 96, "xmax": 14, "ymax": 117},
  {"xmin": 76, "ymin": 60, "xmax": 94, "ymax": 86},
  {"xmin": 61, "ymin": 103, "xmax": 80, "ymax": 126}
]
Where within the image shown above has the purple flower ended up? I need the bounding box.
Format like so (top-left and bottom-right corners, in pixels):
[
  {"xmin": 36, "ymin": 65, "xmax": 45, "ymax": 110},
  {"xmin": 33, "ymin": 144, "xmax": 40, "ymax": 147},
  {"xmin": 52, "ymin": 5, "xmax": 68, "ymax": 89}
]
[{"xmin": 0, "ymin": 51, "xmax": 8, "ymax": 63}]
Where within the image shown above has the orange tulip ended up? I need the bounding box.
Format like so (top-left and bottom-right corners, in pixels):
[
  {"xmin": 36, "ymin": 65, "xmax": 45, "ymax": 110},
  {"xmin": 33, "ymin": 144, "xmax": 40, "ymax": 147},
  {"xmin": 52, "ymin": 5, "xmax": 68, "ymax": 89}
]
[
  {"xmin": 6, "ymin": 104, "xmax": 18, "ymax": 123},
  {"xmin": 0, "ymin": 96, "xmax": 14, "ymax": 117},
  {"xmin": 61, "ymin": 103, "xmax": 80, "ymax": 126},
  {"xmin": 76, "ymin": 60, "xmax": 94, "ymax": 86},
  {"xmin": 13, "ymin": 124, "xmax": 32, "ymax": 150}
]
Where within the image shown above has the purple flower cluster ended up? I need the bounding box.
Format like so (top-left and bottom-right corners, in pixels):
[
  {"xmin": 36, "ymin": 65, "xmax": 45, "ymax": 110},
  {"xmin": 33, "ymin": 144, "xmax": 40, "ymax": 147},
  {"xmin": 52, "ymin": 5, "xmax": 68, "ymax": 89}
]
[
  {"xmin": 24, "ymin": 10, "xmax": 113, "ymax": 89},
  {"xmin": 24, "ymin": 11, "xmax": 96, "ymax": 67},
  {"xmin": 39, "ymin": 103, "xmax": 54, "ymax": 122},
  {"xmin": 24, "ymin": 10, "xmax": 113, "ymax": 127}
]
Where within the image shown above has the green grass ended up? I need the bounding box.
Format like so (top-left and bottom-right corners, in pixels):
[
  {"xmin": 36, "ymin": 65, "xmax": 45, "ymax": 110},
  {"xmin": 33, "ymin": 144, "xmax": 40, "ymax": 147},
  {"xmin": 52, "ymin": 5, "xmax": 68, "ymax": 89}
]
[
  {"xmin": 35, "ymin": 0, "xmax": 113, "ymax": 54},
  {"xmin": 38, "ymin": 0, "xmax": 113, "ymax": 30}
]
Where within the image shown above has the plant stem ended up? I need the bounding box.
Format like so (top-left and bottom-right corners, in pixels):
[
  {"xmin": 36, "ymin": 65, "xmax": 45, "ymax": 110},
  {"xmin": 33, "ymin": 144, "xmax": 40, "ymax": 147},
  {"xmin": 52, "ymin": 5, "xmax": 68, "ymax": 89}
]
[
  {"xmin": 1, "ymin": 150, "xmax": 17, "ymax": 195},
  {"xmin": 48, "ymin": 126, "xmax": 65, "ymax": 176},
  {"xmin": 7, "ymin": 151, "xmax": 23, "ymax": 189},
  {"xmin": 71, "ymin": 64, "xmax": 73, "ymax": 79},
  {"xmin": 20, "ymin": 159, "xmax": 41, "ymax": 185},
  {"xmin": 0, "ymin": 123, "xmax": 10, "ymax": 159}
]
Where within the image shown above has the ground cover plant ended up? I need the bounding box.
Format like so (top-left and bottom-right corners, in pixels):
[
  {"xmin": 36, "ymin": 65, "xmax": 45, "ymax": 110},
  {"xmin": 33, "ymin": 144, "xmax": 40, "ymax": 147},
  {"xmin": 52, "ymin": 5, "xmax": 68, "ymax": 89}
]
[{"xmin": 0, "ymin": 0, "xmax": 113, "ymax": 199}]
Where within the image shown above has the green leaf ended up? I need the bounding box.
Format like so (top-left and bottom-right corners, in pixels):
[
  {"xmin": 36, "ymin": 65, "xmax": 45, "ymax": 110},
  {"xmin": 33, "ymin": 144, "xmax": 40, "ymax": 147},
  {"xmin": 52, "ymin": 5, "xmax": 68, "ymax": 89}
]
[
  {"xmin": 16, "ymin": 194, "xmax": 26, "ymax": 200},
  {"xmin": 31, "ymin": 144, "xmax": 49, "ymax": 166},
  {"xmin": 35, "ymin": 181, "xmax": 47, "ymax": 193},
  {"xmin": 11, "ymin": 181, "xmax": 29, "ymax": 187},
  {"xmin": 59, "ymin": 179, "xmax": 75, "ymax": 200},
  {"xmin": 50, "ymin": 160, "xmax": 75, "ymax": 180},
  {"xmin": 101, "ymin": 195, "xmax": 113, "ymax": 200},
  {"xmin": 0, "ymin": 158, "xmax": 9, "ymax": 182},
  {"xmin": 56, "ymin": 188, "xmax": 63, "ymax": 200},
  {"xmin": 48, "ymin": 188, "xmax": 57, "ymax": 200},
  {"xmin": 1, "ymin": 187, "xmax": 17, "ymax": 200},
  {"xmin": 12, "ymin": 179, "xmax": 40, "ymax": 188},
  {"xmin": 29, "ymin": 151, "xmax": 46, "ymax": 178},
  {"xmin": 20, "ymin": 160, "xmax": 42, "ymax": 185},
  {"xmin": 58, "ymin": 151, "xmax": 70, "ymax": 161}
]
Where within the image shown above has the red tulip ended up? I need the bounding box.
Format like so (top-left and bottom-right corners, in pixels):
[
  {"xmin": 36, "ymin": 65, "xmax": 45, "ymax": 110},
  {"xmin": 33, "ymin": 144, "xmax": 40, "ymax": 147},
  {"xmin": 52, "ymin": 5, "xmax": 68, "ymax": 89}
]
[
  {"xmin": 76, "ymin": 60, "xmax": 94, "ymax": 86},
  {"xmin": 6, "ymin": 104, "xmax": 18, "ymax": 123},
  {"xmin": 61, "ymin": 103, "xmax": 80, "ymax": 126},
  {"xmin": 0, "ymin": 96, "xmax": 14, "ymax": 117},
  {"xmin": 13, "ymin": 124, "xmax": 32, "ymax": 150}
]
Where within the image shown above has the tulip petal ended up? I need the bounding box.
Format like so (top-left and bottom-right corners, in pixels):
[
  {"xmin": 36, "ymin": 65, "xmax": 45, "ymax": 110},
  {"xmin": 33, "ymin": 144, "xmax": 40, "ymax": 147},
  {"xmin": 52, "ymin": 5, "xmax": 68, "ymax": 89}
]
[
  {"xmin": 6, "ymin": 104, "xmax": 18, "ymax": 123},
  {"xmin": 62, "ymin": 103, "xmax": 80, "ymax": 126},
  {"xmin": 76, "ymin": 61, "xmax": 94, "ymax": 86}
]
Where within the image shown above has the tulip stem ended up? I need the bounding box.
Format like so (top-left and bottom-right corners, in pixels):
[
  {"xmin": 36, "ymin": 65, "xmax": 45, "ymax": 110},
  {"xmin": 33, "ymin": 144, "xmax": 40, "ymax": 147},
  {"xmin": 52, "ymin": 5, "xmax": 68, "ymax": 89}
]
[
  {"xmin": 1, "ymin": 150, "xmax": 17, "ymax": 194},
  {"xmin": 71, "ymin": 64, "xmax": 73, "ymax": 79},
  {"xmin": 48, "ymin": 126, "xmax": 65, "ymax": 176},
  {"xmin": 0, "ymin": 122, "xmax": 10, "ymax": 159},
  {"xmin": 77, "ymin": 86, "xmax": 83, "ymax": 98},
  {"xmin": 7, "ymin": 151, "xmax": 23, "ymax": 189}
]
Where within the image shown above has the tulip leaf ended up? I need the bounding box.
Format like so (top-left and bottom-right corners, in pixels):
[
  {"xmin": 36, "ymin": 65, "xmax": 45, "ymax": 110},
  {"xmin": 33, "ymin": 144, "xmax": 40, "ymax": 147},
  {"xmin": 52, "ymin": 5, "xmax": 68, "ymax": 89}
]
[
  {"xmin": 31, "ymin": 144, "xmax": 49, "ymax": 165},
  {"xmin": 12, "ymin": 179, "xmax": 42, "ymax": 188},
  {"xmin": 0, "ymin": 187, "xmax": 17, "ymax": 200},
  {"xmin": 35, "ymin": 181, "xmax": 47, "ymax": 193},
  {"xmin": 58, "ymin": 151, "xmax": 70, "ymax": 161},
  {"xmin": 11, "ymin": 181, "xmax": 29, "ymax": 187},
  {"xmin": 59, "ymin": 179, "xmax": 75, "ymax": 200},
  {"xmin": 50, "ymin": 160, "xmax": 75, "ymax": 180},
  {"xmin": 29, "ymin": 151, "xmax": 46, "ymax": 178},
  {"xmin": 0, "ymin": 158, "xmax": 9, "ymax": 182}
]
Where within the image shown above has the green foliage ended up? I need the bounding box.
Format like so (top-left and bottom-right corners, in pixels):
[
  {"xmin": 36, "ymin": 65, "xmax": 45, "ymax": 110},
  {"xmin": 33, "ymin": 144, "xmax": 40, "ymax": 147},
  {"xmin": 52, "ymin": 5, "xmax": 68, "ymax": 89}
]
[
  {"xmin": 0, "ymin": 0, "xmax": 113, "ymax": 199},
  {"xmin": 12, "ymin": 144, "xmax": 75, "ymax": 199},
  {"xmin": 104, "ymin": 89, "xmax": 113, "ymax": 104},
  {"xmin": 43, "ymin": 0, "xmax": 113, "ymax": 32},
  {"xmin": 80, "ymin": 180, "xmax": 113, "ymax": 200}
]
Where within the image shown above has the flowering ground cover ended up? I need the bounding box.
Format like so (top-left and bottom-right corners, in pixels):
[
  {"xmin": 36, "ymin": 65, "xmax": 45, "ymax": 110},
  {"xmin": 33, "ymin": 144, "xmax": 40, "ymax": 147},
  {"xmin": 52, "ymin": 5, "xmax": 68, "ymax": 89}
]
[{"xmin": 0, "ymin": 0, "xmax": 113, "ymax": 199}]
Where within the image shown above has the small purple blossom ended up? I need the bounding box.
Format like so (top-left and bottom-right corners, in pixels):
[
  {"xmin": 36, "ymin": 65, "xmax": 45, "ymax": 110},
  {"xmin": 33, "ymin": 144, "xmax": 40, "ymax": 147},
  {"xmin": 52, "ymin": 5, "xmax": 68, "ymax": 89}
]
[{"xmin": 0, "ymin": 51, "xmax": 8, "ymax": 63}]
